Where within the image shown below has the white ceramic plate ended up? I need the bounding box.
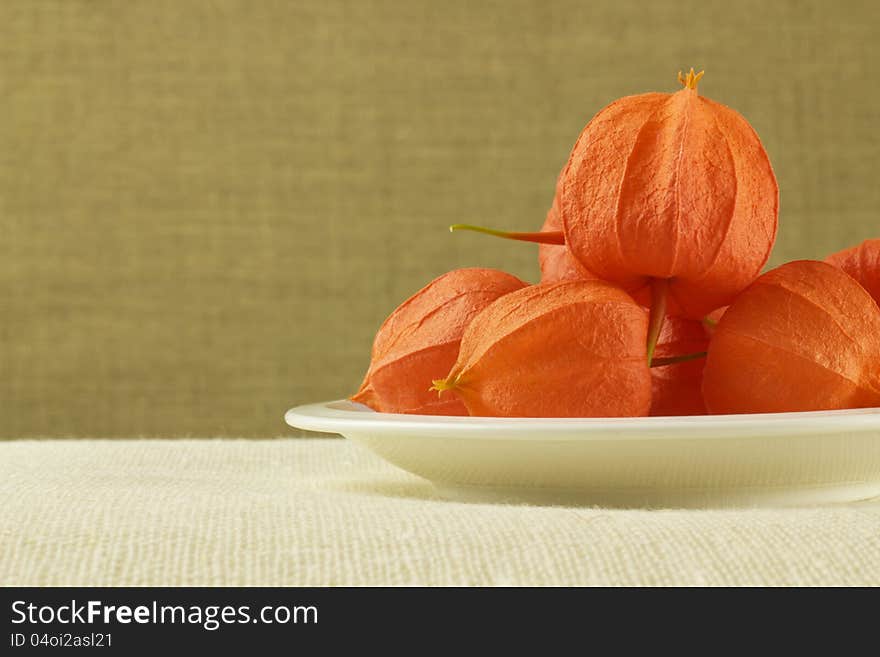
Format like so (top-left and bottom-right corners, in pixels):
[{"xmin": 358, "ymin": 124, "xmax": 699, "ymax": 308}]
[{"xmin": 285, "ymin": 400, "xmax": 880, "ymax": 508}]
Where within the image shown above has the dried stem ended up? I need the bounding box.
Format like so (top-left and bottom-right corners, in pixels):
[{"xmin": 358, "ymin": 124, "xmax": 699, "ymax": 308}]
[{"xmin": 449, "ymin": 224, "xmax": 565, "ymax": 245}]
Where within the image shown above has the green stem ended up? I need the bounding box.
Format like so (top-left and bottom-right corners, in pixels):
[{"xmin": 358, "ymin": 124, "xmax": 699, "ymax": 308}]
[
  {"xmin": 449, "ymin": 224, "xmax": 565, "ymax": 245},
  {"xmin": 650, "ymin": 351, "xmax": 707, "ymax": 367},
  {"xmin": 646, "ymin": 278, "xmax": 669, "ymax": 366}
]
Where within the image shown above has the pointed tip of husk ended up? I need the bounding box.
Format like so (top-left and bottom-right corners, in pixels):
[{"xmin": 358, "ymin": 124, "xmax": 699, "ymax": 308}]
[
  {"xmin": 429, "ymin": 378, "xmax": 458, "ymax": 397},
  {"xmin": 677, "ymin": 68, "xmax": 705, "ymax": 92}
]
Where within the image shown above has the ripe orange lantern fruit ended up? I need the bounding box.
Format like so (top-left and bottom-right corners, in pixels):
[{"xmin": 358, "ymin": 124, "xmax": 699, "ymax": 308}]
[
  {"xmin": 825, "ymin": 238, "xmax": 880, "ymax": 305},
  {"xmin": 559, "ymin": 69, "xmax": 778, "ymax": 321},
  {"xmin": 352, "ymin": 268, "xmax": 527, "ymax": 415},
  {"xmin": 702, "ymin": 260, "xmax": 880, "ymax": 414},
  {"xmin": 453, "ymin": 70, "xmax": 778, "ymax": 362},
  {"xmin": 431, "ymin": 280, "xmax": 652, "ymax": 417},
  {"xmin": 650, "ymin": 317, "xmax": 709, "ymax": 416}
]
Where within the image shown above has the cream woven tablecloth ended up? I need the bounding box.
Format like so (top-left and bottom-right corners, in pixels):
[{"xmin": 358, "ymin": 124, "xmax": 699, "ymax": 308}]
[{"xmin": 2, "ymin": 439, "xmax": 879, "ymax": 586}]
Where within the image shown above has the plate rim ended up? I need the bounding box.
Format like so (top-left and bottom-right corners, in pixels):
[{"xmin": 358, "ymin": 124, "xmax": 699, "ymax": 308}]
[{"xmin": 285, "ymin": 399, "xmax": 880, "ymax": 441}]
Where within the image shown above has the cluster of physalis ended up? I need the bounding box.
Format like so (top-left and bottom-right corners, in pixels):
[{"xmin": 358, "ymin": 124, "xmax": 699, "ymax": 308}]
[{"xmin": 352, "ymin": 70, "xmax": 880, "ymax": 418}]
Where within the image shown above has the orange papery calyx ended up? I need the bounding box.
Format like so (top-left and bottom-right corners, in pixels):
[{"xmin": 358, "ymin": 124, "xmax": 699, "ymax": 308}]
[
  {"xmin": 649, "ymin": 316, "xmax": 710, "ymax": 416},
  {"xmin": 702, "ymin": 260, "xmax": 880, "ymax": 414},
  {"xmin": 559, "ymin": 68, "xmax": 778, "ymax": 321},
  {"xmin": 352, "ymin": 268, "xmax": 527, "ymax": 415},
  {"xmin": 825, "ymin": 238, "xmax": 880, "ymax": 305},
  {"xmin": 452, "ymin": 70, "xmax": 779, "ymax": 358},
  {"xmin": 430, "ymin": 280, "xmax": 653, "ymax": 417}
]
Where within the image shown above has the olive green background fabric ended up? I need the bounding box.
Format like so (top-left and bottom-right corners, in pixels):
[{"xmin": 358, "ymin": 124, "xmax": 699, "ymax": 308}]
[{"xmin": 2, "ymin": 1, "xmax": 879, "ymax": 438}]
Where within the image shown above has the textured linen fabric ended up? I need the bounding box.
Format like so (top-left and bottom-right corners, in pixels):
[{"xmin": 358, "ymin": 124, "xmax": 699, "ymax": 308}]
[
  {"xmin": 3, "ymin": 1, "xmax": 880, "ymax": 438},
  {"xmin": 2, "ymin": 439, "xmax": 878, "ymax": 586}
]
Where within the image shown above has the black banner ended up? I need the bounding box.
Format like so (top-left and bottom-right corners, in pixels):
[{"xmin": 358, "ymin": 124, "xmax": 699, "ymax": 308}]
[{"xmin": 4, "ymin": 586, "xmax": 864, "ymax": 652}]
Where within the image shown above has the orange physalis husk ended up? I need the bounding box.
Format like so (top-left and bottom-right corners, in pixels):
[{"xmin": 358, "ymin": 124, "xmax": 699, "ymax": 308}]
[
  {"xmin": 650, "ymin": 317, "xmax": 709, "ymax": 416},
  {"xmin": 559, "ymin": 69, "xmax": 779, "ymax": 321},
  {"xmin": 352, "ymin": 268, "xmax": 527, "ymax": 415},
  {"xmin": 538, "ymin": 194, "xmax": 594, "ymax": 283},
  {"xmin": 702, "ymin": 260, "xmax": 880, "ymax": 414},
  {"xmin": 431, "ymin": 280, "xmax": 652, "ymax": 417},
  {"xmin": 825, "ymin": 238, "xmax": 880, "ymax": 305},
  {"xmin": 450, "ymin": 71, "xmax": 777, "ymax": 363}
]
